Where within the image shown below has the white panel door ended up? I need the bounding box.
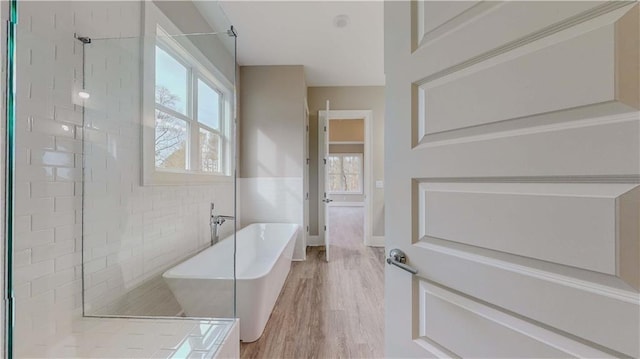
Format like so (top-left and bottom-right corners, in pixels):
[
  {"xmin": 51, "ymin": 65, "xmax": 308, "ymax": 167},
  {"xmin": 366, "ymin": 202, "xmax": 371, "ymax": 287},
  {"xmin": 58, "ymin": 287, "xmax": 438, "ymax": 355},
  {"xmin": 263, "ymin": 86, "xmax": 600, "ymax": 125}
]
[
  {"xmin": 385, "ymin": 1, "xmax": 640, "ymax": 357},
  {"xmin": 318, "ymin": 101, "xmax": 332, "ymax": 262},
  {"xmin": 303, "ymin": 101, "xmax": 310, "ymax": 260},
  {"xmin": 324, "ymin": 101, "xmax": 331, "ymax": 261}
]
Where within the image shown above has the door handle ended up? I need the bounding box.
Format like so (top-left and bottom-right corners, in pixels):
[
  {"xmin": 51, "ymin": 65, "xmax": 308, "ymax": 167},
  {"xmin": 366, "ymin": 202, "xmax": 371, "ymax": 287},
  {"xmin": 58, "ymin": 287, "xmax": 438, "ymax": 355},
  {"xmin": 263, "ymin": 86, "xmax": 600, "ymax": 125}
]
[
  {"xmin": 323, "ymin": 198, "xmax": 333, "ymax": 203},
  {"xmin": 386, "ymin": 249, "xmax": 418, "ymax": 275}
]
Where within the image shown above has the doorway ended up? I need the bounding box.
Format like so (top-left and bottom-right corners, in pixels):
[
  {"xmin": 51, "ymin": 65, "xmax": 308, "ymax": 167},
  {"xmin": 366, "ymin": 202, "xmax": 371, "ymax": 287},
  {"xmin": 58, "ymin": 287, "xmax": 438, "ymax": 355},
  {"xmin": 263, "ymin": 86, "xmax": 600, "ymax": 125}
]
[{"xmin": 318, "ymin": 110, "xmax": 374, "ymax": 260}]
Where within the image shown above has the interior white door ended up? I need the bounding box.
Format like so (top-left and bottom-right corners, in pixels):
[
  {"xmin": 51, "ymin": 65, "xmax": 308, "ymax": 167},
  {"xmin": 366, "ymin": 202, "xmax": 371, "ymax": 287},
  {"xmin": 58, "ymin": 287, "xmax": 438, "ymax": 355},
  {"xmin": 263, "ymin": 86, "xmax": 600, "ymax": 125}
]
[
  {"xmin": 385, "ymin": 1, "xmax": 640, "ymax": 358},
  {"xmin": 324, "ymin": 101, "xmax": 331, "ymax": 261},
  {"xmin": 318, "ymin": 101, "xmax": 332, "ymax": 262},
  {"xmin": 303, "ymin": 101, "xmax": 310, "ymax": 260}
]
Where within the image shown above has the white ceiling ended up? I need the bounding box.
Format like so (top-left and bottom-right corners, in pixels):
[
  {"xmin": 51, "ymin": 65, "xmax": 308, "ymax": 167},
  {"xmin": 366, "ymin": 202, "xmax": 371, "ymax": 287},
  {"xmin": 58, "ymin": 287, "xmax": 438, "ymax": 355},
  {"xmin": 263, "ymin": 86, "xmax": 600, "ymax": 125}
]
[{"xmin": 215, "ymin": 1, "xmax": 384, "ymax": 87}]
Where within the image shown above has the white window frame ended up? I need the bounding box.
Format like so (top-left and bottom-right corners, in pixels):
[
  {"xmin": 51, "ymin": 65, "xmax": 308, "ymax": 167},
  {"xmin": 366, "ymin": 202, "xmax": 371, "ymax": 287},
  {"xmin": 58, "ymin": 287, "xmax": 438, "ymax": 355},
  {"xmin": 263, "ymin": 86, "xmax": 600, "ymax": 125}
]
[
  {"xmin": 142, "ymin": 2, "xmax": 234, "ymax": 185},
  {"xmin": 326, "ymin": 153, "xmax": 364, "ymax": 194}
]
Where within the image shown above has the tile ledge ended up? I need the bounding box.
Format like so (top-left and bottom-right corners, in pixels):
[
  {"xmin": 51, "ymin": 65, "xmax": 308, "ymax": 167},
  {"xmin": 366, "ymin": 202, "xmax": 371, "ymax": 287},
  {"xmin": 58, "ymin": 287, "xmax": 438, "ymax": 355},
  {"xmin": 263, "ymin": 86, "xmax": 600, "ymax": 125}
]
[{"xmin": 18, "ymin": 317, "xmax": 238, "ymax": 359}]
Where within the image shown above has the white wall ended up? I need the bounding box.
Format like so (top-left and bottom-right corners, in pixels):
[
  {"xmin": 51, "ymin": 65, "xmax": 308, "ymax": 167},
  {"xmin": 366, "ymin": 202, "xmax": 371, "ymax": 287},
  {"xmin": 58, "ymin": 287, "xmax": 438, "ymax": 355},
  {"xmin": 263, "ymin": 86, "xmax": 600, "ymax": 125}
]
[
  {"xmin": 13, "ymin": 1, "xmax": 235, "ymax": 354},
  {"xmin": 14, "ymin": 3, "xmax": 92, "ymax": 351}
]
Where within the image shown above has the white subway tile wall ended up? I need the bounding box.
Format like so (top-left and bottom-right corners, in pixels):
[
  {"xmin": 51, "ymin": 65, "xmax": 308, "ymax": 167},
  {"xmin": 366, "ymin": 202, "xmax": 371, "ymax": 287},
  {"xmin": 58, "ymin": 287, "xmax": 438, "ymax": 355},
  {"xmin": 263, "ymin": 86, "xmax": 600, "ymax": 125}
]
[{"xmin": 14, "ymin": 1, "xmax": 235, "ymax": 354}]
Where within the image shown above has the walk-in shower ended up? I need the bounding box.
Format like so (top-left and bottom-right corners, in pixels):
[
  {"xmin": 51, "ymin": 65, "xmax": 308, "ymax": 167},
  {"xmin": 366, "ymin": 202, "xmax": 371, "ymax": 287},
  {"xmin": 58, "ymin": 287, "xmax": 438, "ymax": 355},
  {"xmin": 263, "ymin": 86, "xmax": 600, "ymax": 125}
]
[{"xmin": 7, "ymin": 1, "xmax": 239, "ymax": 356}]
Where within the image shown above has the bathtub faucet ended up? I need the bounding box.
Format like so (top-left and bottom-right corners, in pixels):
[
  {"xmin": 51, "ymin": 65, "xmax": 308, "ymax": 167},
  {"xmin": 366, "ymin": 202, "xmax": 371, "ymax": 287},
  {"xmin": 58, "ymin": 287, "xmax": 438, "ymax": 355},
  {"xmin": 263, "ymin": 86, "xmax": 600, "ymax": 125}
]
[
  {"xmin": 212, "ymin": 215, "xmax": 235, "ymax": 226},
  {"xmin": 210, "ymin": 203, "xmax": 235, "ymax": 246}
]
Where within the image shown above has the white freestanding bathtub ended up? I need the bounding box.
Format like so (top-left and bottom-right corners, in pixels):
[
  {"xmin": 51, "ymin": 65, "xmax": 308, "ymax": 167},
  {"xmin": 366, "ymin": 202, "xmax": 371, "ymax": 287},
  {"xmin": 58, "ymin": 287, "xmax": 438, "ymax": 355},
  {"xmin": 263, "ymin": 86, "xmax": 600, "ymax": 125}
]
[{"xmin": 163, "ymin": 223, "xmax": 299, "ymax": 342}]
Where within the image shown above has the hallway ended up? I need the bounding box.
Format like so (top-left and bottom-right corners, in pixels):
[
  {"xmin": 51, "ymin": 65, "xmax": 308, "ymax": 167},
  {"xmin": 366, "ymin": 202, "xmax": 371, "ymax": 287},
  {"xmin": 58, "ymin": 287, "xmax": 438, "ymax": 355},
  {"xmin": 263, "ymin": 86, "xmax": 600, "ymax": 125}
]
[{"xmin": 240, "ymin": 206, "xmax": 385, "ymax": 358}]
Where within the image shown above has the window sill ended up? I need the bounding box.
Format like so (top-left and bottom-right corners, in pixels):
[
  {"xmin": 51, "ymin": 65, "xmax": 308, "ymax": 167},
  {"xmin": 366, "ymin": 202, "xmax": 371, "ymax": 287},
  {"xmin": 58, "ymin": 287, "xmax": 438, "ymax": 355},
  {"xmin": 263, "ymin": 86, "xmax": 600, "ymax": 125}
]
[{"xmin": 144, "ymin": 170, "xmax": 233, "ymax": 186}]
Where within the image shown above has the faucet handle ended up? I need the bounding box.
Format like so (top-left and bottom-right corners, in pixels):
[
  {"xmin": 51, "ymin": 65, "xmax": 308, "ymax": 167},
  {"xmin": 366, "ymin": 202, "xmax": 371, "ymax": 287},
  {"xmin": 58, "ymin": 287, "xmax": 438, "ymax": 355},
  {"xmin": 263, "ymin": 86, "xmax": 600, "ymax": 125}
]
[{"xmin": 210, "ymin": 203, "xmax": 215, "ymax": 215}]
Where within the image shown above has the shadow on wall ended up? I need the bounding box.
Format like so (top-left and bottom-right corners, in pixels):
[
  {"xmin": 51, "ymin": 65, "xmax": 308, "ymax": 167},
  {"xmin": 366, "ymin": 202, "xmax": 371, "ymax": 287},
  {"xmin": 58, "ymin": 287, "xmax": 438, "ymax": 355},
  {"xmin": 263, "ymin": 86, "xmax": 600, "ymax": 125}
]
[
  {"xmin": 238, "ymin": 65, "xmax": 307, "ymax": 259},
  {"xmin": 244, "ymin": 132, "xmax": 304, "ymax": 257},
  {"xmin": 253, "ymin": 128, "xmax": 302, "ymax": 222},
  {"xmin": 255, "ymin": 119, "xmax": 302, "ymax": 178}
]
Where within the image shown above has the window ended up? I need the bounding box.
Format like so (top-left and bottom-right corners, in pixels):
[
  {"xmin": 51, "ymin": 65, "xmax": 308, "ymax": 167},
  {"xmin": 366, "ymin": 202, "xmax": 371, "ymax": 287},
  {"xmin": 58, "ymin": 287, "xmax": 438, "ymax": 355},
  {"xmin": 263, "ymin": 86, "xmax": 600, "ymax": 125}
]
[
  {"xmin": 142, "ymin": 5, "xmax": 235, "ymax": 185},
  {"xmin": 152, "ymin": 31, "xmax": 231, "ymax": 177},
  {"xmin": 327, "ymin": 153, "xmax": 363, "ymax": 194}
]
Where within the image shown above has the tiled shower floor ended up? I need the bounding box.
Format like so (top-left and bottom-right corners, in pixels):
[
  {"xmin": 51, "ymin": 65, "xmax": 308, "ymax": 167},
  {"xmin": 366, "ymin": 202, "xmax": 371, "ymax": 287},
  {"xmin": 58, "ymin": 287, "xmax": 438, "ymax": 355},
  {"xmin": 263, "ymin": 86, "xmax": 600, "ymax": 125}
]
[{"xmin": 91, "ymin": 275, "xmax": 184, "ymax": 317}]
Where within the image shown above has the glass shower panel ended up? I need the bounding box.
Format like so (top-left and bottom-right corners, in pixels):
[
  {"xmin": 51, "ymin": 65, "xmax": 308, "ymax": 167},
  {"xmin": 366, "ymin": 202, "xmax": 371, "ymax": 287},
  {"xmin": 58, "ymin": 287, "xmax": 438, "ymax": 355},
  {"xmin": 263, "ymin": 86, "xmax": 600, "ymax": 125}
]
[
  {"xmin": 9, "ymin": 1, "xmax": 237, "ymax": 356},
  {"xmin": 81, "ymin": 4, "xmax": 238, "ymax": 320}
]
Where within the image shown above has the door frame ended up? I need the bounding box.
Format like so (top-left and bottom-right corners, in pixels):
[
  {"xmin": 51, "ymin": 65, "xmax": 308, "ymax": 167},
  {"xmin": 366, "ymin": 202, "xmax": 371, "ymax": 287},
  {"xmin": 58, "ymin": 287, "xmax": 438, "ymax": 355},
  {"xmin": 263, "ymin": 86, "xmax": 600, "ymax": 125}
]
[{"xmin": 318, "ymin": 110, "xmax": 374, "ymax": 246}]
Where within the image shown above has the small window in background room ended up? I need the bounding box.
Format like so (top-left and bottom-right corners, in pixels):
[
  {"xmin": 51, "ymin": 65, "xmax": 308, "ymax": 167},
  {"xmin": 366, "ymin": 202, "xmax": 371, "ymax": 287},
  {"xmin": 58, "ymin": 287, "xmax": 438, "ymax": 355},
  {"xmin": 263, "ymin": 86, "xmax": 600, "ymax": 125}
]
[
  {"xmin": 327, "ymin": 153, "xmax": 363, "ymax": 194},
  {"xmin": 154, "ymin": 42, "xmax": 228, "ymax": 175}
]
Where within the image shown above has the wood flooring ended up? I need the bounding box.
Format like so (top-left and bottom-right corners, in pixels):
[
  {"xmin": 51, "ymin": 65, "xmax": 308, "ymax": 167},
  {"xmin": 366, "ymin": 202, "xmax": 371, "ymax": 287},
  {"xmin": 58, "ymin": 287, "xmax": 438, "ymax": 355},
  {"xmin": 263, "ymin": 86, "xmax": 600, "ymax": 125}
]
[{"xmin": 240, "ymin": 206, "xmax": 385, "ymax": 359}]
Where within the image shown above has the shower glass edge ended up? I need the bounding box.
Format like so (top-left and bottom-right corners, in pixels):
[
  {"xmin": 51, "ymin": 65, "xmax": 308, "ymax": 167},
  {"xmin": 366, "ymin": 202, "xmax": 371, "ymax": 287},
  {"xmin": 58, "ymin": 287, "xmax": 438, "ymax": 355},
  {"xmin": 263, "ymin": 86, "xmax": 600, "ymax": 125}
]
[{"xmin": 4, "ymin": 0, "xmax": 18, "ymax": 358}]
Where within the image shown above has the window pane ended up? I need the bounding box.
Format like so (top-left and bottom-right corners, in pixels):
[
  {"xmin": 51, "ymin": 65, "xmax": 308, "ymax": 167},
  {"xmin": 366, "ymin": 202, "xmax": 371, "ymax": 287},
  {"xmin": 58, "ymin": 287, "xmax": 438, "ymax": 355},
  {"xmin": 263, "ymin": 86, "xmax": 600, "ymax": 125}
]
[
  {"xmin": 342, "ymin": 155, "xmax": 362, "ymax": 173},
  {"xmin": 155, "ymin": 110, "xmax": 188, "ymax": 170},
  {"xmin": 155, "ymin": 46, "xmax": 188, "ymax": 114},
  {"xmin": 328, "ymin": 174, "xmax": 343, "ymax": 192},
  {"xmin": 200, "ymin": 128, "xmax": 221, "ymax": 173},
  {"xmin": 327, "ymin": 156, "xmax": 341, "ymax": 174},
  {"xmin": 345, "ymin": 174, "xmax": 361, "ymax": 192},
  {"xmin": 198, "ymin": 79, "xmax": 221, "ymax": 130}
]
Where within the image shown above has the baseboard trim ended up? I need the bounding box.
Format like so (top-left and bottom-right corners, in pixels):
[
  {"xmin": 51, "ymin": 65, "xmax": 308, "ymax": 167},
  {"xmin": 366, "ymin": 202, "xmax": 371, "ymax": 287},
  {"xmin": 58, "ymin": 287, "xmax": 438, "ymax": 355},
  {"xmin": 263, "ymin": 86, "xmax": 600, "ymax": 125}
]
[
  {"xmin": 309, "ymin": 235, "xmax": 383, "ymax": 247},
  {"xmin": 307, "ymin": 235, "xmax": 322, "ymax": 246},
  {"xmin": 367, "ymin": 236, "xmax": 385, "ymax": 247}
]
